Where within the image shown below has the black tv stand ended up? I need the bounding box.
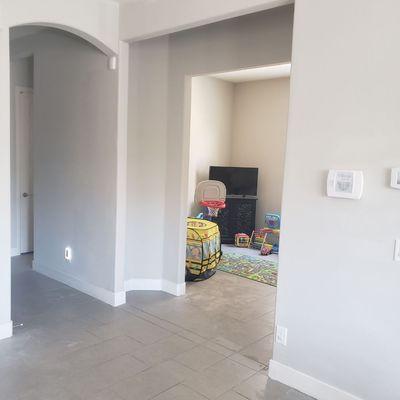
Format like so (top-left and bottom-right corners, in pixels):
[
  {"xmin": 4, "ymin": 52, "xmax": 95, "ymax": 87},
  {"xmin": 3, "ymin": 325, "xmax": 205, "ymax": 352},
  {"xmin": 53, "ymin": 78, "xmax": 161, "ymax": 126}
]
[
  {"xmin": 212, "ymin": 196, "xmax": 257, "ymax": 244},
  {"xmin": 226, "ymin": 194, "xmax": 257, "ymax": 200}
]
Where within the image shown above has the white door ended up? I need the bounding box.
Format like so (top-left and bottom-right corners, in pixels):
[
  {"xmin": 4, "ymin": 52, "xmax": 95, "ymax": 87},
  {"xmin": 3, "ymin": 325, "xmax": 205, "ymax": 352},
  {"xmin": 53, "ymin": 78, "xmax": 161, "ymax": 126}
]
[{"xmin": 16, "ymin": 87, "xmax": 34, "ymax": 254}]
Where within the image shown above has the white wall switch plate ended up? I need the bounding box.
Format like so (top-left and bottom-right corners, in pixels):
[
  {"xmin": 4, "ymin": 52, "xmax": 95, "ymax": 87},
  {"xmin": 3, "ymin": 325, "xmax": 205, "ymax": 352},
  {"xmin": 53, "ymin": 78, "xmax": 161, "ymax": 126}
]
[
  {"xmin": 276, "ymin": 325, "xmax": 288, "ymax": 346},
  {"xmin": 391, "ymin": 168, "xmax": 400, "ymax": 189},
  {"xmin": 394, "ymin": 239, "xmax": 400, "ymax": 262},
  {"xmin": 64, "ymin": 246, "xmax": 72, "ymax": 262}
]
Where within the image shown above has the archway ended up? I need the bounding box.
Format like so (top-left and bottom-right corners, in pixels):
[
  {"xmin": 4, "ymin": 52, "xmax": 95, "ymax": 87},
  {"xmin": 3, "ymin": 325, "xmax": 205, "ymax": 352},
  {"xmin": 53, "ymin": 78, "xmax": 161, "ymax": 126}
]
[
  {"xmin": 0, "ymin": 14, "xmax": 128, "ymax": 340},
  {"xmin": 11, "ymin": 23, "xmax": 117, "ymax": 57}
]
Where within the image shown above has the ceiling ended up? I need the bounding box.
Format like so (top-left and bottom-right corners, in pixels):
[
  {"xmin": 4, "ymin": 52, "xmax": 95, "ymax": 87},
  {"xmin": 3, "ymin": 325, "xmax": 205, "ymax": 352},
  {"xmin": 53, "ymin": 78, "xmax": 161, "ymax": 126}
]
[
  {"xmin": 110, "ymin": 0, "xmax": 140, "ymax": 3},
  {"xmin": 209, "ymin": 63, "xmax": 291, "ymax": 83}
]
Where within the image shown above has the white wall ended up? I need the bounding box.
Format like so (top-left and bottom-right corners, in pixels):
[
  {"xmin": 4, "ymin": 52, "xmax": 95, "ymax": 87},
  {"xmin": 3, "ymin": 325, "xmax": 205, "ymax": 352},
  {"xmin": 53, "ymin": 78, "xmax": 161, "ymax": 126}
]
[
  {"xmin": 10, "ymin": 29, "xmax": 120, "ymax": 304},
  {"xmin": 3, "ymin": 0, "xmax": 119, "ymax": 55},
  {"xmin": 231, "ymin": 77, "xmax": 290, "ymax": 228},
  {"xmin": 125, "ymin": 36, "xmax": 169, "ymax": 285},
  {"xmin": 271, "ymin": 1, "xmax": 400, "ymax": 400},
  {"xmin": 10, "ymin": 55, "xmax": 33, "ymax": 254},
  {"xmin": 120, "ymin": 0, "xmax": 292, "ymax": 41},
  {"xmin": 188, "ymin": 76, "xmax": 234, "ymax": 216},
  {"xmin": 126, "ymin": 6, "xmax": 293, "ymax": 291},
  {"xmin": 0, "ymin": 27, "xmax": 12, "ymax": 339}
]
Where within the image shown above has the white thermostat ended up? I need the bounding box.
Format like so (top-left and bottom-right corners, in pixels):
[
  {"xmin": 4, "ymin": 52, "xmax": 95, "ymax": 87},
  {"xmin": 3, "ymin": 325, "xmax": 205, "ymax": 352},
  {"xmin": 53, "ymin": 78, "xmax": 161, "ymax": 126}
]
[
  {"xmin": 327, "ymin": 170, "xmax": 364, "ymax": 199},
  {"xmin": 391, "ymin": 168, "xmax": 400, "ymax": 189}
]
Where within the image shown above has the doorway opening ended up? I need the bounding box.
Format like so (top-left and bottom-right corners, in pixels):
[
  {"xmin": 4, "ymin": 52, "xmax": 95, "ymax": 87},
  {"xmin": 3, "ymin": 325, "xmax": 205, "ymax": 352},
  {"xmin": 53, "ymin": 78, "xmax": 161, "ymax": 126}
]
[
  {"xmin": 184, "ymin": 63, "xmax": 291, "ymax": 369},
  {"xmin": 12, "ymin": 79, "xmax": 34, "ymax": 257},
  {"xmin": 9, "ymin": 25, "xmax": 121, "ymax": 331}
]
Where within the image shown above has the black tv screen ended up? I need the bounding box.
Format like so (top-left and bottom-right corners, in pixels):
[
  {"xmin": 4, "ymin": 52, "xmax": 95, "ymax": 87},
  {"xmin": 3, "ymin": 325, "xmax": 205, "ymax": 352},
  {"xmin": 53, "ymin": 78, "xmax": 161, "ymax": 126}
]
[{"xmin": 209, "ymin": 166, "xmax": 258, "ymax": 197}]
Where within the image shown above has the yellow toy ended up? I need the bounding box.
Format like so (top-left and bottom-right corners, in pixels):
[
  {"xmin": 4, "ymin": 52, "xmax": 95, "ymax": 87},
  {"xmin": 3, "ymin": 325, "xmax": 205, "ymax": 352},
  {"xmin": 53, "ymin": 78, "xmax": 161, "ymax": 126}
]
[
  {"xmin": 186, "ymin": 218, "xmax": 221, "ymax": 281},
  {"xmin": 235, "ymin": 233, "xmax": 250, "ymax": 247}
]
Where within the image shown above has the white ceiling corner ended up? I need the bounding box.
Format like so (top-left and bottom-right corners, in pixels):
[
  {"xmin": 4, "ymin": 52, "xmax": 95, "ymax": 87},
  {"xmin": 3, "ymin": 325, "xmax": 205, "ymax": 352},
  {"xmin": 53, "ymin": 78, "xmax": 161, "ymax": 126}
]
[{"xmin": 209, "ymin": 63, "xmax": 291, "ymax": 83}]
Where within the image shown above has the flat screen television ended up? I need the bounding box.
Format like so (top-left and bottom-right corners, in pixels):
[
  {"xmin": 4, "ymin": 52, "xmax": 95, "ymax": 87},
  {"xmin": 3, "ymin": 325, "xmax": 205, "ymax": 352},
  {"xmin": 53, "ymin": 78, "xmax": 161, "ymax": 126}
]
[{"xmin": 209, "ymin": 166, "xmax": 258, "ymax": 197}]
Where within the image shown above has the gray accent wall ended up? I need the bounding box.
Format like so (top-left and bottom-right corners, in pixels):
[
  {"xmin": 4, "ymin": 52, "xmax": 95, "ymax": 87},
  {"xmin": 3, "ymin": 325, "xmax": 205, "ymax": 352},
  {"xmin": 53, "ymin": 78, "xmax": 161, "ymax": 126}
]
[{"xmin": 10, "ymin": 29, "xmax": 118, "ymax": 294}]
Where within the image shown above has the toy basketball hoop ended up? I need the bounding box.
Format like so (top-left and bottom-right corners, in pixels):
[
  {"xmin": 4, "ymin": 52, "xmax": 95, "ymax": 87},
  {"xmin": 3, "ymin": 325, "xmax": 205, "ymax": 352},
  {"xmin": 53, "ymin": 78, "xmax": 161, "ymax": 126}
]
[{"xmin": 200, "ymin": 200, "xmax": 225, "ymax": 217}]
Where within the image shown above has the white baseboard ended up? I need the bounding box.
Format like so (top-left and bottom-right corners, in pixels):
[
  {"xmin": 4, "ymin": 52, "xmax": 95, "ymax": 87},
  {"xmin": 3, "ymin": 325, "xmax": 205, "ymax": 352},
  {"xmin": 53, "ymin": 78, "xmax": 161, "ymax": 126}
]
[
  {"xmin": 269, "ymin": 360, "xmax": 363, "ymax": 400},
  {"xmin": 125, "ymin": 278, "xmax": 163, "ymax": 291},
  {"xmin": 11, "ymin": 248, "xmax": 20, "ymax": 257},
  {"xmin": 0, "ymin": 321, "xmax": 13, "ymax": 340},
  {"xmin": 162, "ymin": 280, "xmax": 186, "ymax": 296},
  {"xmin": 125, "ymin": 279, "xmax": 186, "ymax": 296},
  {"xmin": 112, "ymin": 291, "xmax": 127, "ymax": 307},
  {"xmin": 33, "ymin": 261, "xmax": 126, "ymax": 307}
]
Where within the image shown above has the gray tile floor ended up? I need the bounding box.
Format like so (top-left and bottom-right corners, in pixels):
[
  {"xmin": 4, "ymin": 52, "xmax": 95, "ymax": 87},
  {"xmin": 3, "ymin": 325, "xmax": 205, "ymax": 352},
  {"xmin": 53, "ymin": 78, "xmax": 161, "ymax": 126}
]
[{"xmin": 0, "ymin": 254, "xmax": 314, "ymax": 400}]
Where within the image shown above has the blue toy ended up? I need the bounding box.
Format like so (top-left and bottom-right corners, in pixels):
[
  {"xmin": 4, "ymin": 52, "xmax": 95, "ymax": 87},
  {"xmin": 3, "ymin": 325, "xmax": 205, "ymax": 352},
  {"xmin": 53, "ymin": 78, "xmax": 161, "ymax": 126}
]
[{"xmin": 265, "ymin": 213, "xmax": 281, "ymax": 229}]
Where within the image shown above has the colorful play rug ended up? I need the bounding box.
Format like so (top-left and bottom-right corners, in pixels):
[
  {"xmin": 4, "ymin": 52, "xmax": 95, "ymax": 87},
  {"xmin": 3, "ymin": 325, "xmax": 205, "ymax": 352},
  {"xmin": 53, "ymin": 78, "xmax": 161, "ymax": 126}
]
[{"xmin": 217, "ymin": 253, "xmax": 278, "ymax": 287}]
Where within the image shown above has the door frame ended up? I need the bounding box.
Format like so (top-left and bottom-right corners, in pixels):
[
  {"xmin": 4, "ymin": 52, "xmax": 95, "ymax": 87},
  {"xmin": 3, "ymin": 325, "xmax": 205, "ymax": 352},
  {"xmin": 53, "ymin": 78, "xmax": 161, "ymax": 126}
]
[
  {"xmin": 14, "ymin": 85, "xmax": 33, "ymax": 256},
  {"xmin": 0, "ymin": 17, "xmax": 123, "ymax": 341},
  {"xmin": 180, "ymin": 62, "xmax": 291, "ymax": 286}
]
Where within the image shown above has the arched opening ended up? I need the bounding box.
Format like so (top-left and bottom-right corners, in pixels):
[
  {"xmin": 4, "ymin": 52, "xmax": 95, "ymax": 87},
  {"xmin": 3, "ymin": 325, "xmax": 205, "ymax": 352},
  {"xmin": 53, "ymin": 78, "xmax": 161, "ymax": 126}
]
[
  {"xmin": 8, "ymin": 24, "xmax": 124, "ymax": 339},
  {"xmin": 11, "ymin": 23, "xmax": 117, "ymax": 57}
]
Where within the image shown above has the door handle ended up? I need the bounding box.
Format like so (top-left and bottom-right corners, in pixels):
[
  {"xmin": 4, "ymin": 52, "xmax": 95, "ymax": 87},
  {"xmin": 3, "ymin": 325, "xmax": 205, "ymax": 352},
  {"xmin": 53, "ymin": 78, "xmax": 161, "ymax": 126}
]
[{"xmin": 22, "ymin": 193, "xmax": 31, "ymax": 198}]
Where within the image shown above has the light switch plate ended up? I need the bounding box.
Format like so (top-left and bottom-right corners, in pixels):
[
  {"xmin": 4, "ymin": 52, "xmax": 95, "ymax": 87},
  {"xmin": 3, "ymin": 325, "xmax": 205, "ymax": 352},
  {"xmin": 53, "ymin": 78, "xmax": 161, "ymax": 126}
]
[
  {"xmin": 276, "ymin": 325, "xmax": 288, "ymax": 346},
  {"xmin": 64, "ymin": 247, "xmax": 72, "ymax": 262},
  {"xmin": 394, "ymin": 239, "xmax": 400, "ymax": 262},
  {"xmin": 391, "ymin": 168, "xmax": 400, "ymax": 189}
]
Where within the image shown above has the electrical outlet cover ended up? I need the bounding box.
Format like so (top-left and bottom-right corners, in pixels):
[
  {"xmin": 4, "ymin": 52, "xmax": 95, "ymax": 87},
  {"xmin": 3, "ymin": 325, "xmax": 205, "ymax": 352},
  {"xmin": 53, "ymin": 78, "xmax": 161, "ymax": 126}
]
[
  {"xmin": 391, "ymin": 168, "xmax": 400, "ymax": 189},
  {"xmin": 64, "ymin": 246, "xmax": 72, "ymax": 262},
  {"xmin": 276, "ymin": 325, "xmax": 288, "ymax": 346},
  {"xmin": 394, "ymin": 239, "xmax": 400, "ymax": 262}
]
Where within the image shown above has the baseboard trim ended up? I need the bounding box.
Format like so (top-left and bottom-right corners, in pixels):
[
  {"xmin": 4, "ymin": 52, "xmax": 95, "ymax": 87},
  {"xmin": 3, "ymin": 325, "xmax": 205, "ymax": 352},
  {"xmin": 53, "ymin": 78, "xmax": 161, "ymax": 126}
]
[
  {"xmin": 0, "ymin": 321, "xmax": 13, "ymax": 340},
  {"xmin": 112, "ymin": 291, "xmax": 127, "ymax": 307},
  {"xmin": 268, "ymin": 360, "xmax": 363, "ymax": 400},
  {"xmin": 162, "ymin": 280, "xmax": 186, "ymax": 296},
  {"xmin": 33, "ymin": 261, "xmax": 126, "ymax": 307},
  {"xmin": 125, "ymin": 278, "xmax": 163, "ymax": 291},
  {"xmin": 125, "ymin": 279, "xmax": 186, "ymax": 296},
  {"xmin": 11, "ymin": 248, "xmax": 20, "ymax": 257}
]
